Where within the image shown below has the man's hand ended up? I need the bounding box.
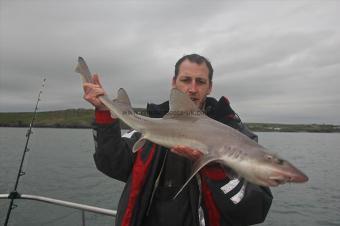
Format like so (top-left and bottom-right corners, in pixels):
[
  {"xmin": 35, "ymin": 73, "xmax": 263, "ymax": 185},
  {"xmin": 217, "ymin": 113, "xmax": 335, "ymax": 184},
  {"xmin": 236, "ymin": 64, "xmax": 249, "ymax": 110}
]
[
  {"xmin": 170, "ymin": 145, "xmax": 203, "ymax": 161},
  {"xmin": 83, "ymin": 74, "xmax": 109, "ymax": 111}
]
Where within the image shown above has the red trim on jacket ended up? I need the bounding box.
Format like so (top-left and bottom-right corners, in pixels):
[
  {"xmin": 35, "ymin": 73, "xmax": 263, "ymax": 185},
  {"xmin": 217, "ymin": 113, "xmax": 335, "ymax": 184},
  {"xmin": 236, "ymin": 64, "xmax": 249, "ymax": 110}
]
[
  {"xmin": 95, "ymin": 110, "xmax": 116, "ymax": 124},
  {"xmin": 200, "ymin": 173, "xmax": 221, "ymax": 226},
  {"xmin": 121, "ymin": 144, "xmax": 156, "ymax": 226},
  {"xmin": 201, "ymin": 165, "xmax": 229, "ymax": 181},
  {"xmin": 226, "ymin": 113, "xmax": 236, "ymax": 120},
  {"xmin": 222, "ymin": 96, "xmax": 230, "ymax": 105}
]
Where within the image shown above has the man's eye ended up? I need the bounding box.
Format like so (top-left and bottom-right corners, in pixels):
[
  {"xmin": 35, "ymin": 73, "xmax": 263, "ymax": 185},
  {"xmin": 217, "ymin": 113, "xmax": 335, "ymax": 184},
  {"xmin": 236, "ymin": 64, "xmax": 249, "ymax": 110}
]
[
  {"xmin": 197, "ymin": 79, "xmax": 206, "ymax": 84},
  {"xmin": 180, "ymin": 78, "xmax": 191, "ymax": 83}
]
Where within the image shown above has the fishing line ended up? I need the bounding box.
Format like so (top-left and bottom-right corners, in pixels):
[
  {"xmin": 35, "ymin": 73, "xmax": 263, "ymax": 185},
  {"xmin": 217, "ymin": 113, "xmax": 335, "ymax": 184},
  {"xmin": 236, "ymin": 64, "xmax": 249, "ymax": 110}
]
[
  {"xmin": 4, "ymin": 78, "xmax": 46, "ymax": 226},
  {"xmin": 19, "ymin": 128, "xmax": 41, "ymax": 195}
]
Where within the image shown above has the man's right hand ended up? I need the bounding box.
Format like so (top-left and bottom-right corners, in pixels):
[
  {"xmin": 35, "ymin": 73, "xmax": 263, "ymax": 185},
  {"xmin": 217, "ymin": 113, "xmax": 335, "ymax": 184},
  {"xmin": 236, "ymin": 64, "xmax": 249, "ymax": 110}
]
[{"xmin": 83, "ymin": 74, "xmax": 109, "ymax": 111}]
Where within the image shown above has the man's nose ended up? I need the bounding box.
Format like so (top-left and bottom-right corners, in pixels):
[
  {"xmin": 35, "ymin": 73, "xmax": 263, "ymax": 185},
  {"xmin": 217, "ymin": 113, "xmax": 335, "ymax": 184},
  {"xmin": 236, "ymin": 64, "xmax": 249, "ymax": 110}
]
[{"xmin": 188, "ymin": 81, "xmax": 198, "ymax": 93}]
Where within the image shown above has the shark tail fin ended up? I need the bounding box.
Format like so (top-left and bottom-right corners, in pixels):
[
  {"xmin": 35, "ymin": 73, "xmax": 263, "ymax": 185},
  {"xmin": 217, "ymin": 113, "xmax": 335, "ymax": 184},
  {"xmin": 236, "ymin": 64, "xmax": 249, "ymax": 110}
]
[
  {"xmin": 173, "ymin": 154, "xmax": 219, "ymax": 199},
  {"xmin": 75, "ymin": 57, "xmax": 93, "ymax": 83}
]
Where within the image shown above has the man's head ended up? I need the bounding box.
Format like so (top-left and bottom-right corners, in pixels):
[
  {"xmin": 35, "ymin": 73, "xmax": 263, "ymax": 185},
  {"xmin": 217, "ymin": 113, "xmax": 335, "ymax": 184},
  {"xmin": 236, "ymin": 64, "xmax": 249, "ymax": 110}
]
[{"xmin": 172, "ymin": 54, "xmax": 213, "ymax": 109}]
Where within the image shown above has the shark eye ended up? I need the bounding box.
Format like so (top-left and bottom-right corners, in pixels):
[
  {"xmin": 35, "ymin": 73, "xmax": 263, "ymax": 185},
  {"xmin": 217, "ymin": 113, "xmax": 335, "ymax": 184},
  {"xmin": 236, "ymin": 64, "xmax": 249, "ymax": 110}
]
[
  {"xmin": 264, "ymin": 154, "xmax": 284, "ymax": 165},
  {"xmin": 264, "ymin": 154, "xmax": 273, "ymax": 161},
  {"xmin": 275, "ymin": 158, "xmax": 284, "ymax": 165}
]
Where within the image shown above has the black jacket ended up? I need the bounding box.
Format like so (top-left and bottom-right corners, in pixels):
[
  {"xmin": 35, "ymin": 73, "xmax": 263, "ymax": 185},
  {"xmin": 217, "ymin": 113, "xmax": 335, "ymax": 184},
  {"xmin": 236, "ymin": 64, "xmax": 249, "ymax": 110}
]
[{"xmin": 93, "ymin": 96, "xmax": 272, "ymax": 226}]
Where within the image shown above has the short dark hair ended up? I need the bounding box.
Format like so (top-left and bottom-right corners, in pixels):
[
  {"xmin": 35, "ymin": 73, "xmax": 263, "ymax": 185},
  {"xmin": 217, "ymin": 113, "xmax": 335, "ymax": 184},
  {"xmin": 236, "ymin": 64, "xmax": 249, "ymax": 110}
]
[{"xmin": 174, "ymin": 54, "xmax": 214, "ymax": 82}]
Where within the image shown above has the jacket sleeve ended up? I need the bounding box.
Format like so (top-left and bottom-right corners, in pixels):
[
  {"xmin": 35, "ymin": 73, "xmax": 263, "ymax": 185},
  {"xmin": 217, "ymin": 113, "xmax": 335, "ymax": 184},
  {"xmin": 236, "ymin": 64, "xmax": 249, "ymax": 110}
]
[
  {"xmin": 92, "ymin": 111, "xmax": 141, "ymax": 182},
  {"xmin": 204, "ymin": 175, "xmax": 272, "ymax": 225},
  {"xmin": 222, "ymin": 121, "xmax": 272, "ymax": 224}
]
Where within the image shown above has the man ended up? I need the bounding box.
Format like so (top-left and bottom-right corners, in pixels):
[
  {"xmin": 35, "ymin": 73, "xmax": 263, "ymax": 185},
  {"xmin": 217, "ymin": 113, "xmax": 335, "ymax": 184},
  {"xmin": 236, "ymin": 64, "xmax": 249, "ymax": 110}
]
[{"xmin": 83, "ymin": 54, "xmax": 272, "ymax": 226}]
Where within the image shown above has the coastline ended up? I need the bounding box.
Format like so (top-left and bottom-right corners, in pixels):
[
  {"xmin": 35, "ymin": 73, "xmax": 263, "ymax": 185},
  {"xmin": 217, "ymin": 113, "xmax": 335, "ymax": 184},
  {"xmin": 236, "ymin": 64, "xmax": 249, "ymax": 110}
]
[{"xmin": 1, "ymin": 109, "xmax": 339, "ymax": 133}]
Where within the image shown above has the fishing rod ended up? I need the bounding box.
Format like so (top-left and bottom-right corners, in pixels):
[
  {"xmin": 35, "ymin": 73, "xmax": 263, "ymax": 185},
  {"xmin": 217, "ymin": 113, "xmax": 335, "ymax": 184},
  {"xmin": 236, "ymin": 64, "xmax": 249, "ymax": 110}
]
[{"xmin": 4, "ymin": 78, "xmax": 46, "ymax": 226}]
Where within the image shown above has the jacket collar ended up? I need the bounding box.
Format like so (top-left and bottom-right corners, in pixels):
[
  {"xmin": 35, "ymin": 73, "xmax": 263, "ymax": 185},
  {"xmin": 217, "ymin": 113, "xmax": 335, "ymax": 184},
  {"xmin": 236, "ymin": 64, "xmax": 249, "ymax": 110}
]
[{"xmin": 146, "ymin": 96, "xmax": 237, "ymax": 123}]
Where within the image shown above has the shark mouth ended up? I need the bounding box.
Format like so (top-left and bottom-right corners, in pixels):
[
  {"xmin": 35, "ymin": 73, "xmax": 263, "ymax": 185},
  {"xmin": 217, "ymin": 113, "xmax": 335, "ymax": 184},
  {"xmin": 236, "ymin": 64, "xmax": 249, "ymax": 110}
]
[{"xmin": 266, "ymin": 171, "xmax": 308, "ymax": 187}]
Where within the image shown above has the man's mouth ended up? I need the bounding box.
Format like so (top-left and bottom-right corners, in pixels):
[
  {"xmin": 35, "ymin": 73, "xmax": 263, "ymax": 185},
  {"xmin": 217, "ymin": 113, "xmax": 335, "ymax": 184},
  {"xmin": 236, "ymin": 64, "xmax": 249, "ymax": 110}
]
[{"xmin": 190, "ymin": 97, "xmax": 199, "ymax": 102}]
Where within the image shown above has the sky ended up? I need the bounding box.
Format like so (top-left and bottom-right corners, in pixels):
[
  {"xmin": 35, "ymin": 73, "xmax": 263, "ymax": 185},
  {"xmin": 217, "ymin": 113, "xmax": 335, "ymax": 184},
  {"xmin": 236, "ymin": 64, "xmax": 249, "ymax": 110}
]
[{"xmin": 1, "ymin": 0, "xmax": 339, "ymax": 124}]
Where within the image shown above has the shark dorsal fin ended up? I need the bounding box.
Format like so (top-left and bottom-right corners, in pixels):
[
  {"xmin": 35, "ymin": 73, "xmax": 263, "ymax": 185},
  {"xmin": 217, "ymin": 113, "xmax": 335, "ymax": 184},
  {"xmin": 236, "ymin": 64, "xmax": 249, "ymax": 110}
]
[
  {"xmin": 165, "ymin": 88, "xmax": 204, "ymax": 118},
  {"xmin": 169, "ymin": 88, "xmax": 198, "ymax": 112},
  {"xmin": 116, "ymin": 88, "xmax": 131, "ymax": 106},
  {"xmin": 111, "ymin": 88, "xmax": 134, "ymax": 116}
]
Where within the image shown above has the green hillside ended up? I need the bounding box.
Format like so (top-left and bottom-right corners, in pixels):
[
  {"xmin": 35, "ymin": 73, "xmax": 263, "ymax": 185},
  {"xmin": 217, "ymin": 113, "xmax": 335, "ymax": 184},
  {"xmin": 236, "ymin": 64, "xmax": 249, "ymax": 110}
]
[
  {"xmin": 246, "ymin": 123, "xmax": 340, "ymax": 133},
  {"xmin": 0, "ymin": 109, "xmax": 94, "ymax": 128},
  {"xmin": 0, "ymin": 109, "xmax": 339, "ymax": 132}
]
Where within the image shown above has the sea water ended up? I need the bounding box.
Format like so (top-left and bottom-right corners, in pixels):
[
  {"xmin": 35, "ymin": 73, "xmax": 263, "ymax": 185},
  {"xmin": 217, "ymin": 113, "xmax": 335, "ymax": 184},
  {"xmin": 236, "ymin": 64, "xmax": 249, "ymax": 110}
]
[{"xmin": 0, "ymin": 127, "xmax": 339, "ymax": 225}]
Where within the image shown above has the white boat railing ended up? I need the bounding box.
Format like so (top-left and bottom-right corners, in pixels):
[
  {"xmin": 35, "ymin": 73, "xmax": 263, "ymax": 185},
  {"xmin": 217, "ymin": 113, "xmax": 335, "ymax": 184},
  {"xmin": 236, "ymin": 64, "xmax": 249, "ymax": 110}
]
[{"xmin": 0, "ymin": 193, "xmax": 116, "ymax": 225}]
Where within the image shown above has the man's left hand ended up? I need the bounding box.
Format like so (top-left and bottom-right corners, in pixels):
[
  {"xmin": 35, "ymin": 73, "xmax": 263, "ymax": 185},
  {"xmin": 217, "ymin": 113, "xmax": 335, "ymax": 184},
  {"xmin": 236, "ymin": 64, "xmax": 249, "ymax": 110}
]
[{"xmin": 170, "ymin": 145, "xmax": 203, "ymax": 161}]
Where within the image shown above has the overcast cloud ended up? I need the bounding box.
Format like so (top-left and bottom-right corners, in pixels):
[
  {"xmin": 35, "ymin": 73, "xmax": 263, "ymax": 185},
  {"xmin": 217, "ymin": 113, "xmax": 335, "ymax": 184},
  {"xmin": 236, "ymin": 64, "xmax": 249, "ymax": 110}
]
[{"xmin": 1, "ymin": 0, "xmax": 339, "ymax": 124}]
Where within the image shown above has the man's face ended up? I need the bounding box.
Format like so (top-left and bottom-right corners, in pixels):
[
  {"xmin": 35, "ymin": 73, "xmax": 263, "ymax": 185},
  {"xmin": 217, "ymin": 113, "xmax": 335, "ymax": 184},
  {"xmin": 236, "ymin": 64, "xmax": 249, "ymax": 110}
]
[{"xmin": 172, "ymin": 59, "xmax": 212, "ymax": 109}]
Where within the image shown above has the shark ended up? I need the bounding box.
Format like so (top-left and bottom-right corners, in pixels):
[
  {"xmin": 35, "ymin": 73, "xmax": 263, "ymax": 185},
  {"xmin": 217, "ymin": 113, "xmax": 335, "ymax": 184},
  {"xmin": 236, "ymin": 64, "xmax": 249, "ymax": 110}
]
[{"xmin": 75, "ymin": 56, "xmax": 308, "ymax": 198}]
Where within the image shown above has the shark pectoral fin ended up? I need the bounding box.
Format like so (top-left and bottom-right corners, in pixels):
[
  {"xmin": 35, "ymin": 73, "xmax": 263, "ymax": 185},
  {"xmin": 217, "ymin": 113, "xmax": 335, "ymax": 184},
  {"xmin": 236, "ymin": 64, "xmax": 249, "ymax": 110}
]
[
  {"xmin": 132, "ymin": 137, "xmax": 146, "ymax": 153},
  {"xmin": 173, "ymin": 155, "xmax": 219, "ymax": 199}
]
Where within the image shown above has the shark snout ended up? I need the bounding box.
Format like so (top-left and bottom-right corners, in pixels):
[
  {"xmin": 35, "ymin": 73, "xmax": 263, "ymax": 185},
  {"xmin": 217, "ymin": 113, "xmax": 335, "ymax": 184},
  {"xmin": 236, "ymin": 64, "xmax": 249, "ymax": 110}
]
[
  {"xmin": 288, "ymin": 171, "xmax": 309, "ymax": 183},
  {"xmin": 267, "ymin": 168, "xmax": 308, "ymax": 186}
]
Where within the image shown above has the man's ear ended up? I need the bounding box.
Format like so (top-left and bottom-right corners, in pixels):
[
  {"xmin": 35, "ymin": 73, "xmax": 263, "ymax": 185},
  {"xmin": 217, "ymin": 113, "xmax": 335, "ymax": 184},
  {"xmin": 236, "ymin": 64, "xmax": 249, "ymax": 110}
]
[
  {"xmin": 207, "ymin": 81, "xmax": 213, "ymax": 95},
  {"xmin": 172, "ymin": 76, "xmax": 176, "ymax": 88}
]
